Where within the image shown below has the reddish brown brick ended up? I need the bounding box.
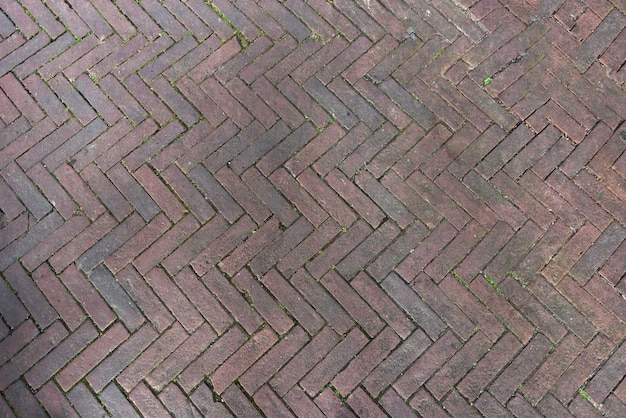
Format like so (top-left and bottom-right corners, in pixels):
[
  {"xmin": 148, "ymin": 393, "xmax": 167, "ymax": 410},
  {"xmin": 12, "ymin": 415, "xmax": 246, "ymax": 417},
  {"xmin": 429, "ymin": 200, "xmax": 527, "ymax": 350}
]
[
  {"xmin": 210, "ymin": 327, "xmax": 277, "ymax": 395},
  {"xmin": 0, "ymin": 321, "xmax": 68, "ymax": 390},
  {"xmin": 413, "ymin": 273, "xmax": 477, "ymax": 341},
  {"xmin": 105, "ymin": 213, "xmax": 171, "ymax": 274},
  {"xmin": 232, "ymin": 268, "xmax": 293, "ymax": 335},
  {"xmin": 177, "ymin": 325, "xmax": 247, "ymax": 393},
  {"xmin": 25, "ymin": 321, "xmax": 98, "ymax": 389},
  {"xmin": 277, "ymin": 217, "xmax": 342, "ymax": 278},
  {"xmin": 382, "ymin": 272, "xmax": 447, "ymax": 339},
  {"xmin": 239, "ymin": 326, "xmax": 309, "ymax": 395},
  {"xmin": 56, "ymin": 322, "xmax": 129, "ymax": 391},
  {"xmin": 324, "ymin": 168, "xmax": 385, "ymax": 228},
  {"xmin": 558, "ymin": 275, "xmax": 626, "ymax": 343},
  {"xmin": 201, "ymin": 267, "xmax": 263, "ymax": 334},
  {"xmin": 337, "ymin": 219, "xmax": 401, "ymax": 280},
  {"xmin": 0, "ymin": 319, "xmax": 38, "ymax": 366},
  {"xmin": 396, "ymin": 220, "xmax": 457, "ymax": 282},
  {"xmin": 32, "ymin": 263, "xmax": 85, "ymax": 330},
  {"xmin": 146, "ymin": 323, "xmax": 217, "ymax": 392},
  {"xmin": 60, "ymin": 265, "xmax": 116, "ymax": 331}
]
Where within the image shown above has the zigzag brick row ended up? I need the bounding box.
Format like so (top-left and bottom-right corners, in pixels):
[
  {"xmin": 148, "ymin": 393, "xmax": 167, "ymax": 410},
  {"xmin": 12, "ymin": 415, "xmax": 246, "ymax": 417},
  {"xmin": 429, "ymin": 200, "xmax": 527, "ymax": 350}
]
[{"xmin": 0, "ymin": 0, "xmax": 625, "ymax": 416}]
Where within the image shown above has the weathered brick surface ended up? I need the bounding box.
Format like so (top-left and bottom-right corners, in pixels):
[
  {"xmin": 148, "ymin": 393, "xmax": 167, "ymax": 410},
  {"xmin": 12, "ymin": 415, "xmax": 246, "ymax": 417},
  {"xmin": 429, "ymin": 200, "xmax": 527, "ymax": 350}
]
[{"xmin": 1, "ymin": 0, "xmax": 625, "ymax": 416}]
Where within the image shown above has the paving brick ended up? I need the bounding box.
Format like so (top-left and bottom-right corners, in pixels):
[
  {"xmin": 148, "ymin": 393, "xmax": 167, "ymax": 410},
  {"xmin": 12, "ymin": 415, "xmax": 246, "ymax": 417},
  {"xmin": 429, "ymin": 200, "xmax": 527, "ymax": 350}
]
[
  {"xmin": 315, "ymin": 388, "xmax": 357, "ymax": 417},
  {"xmin": 190, "ymin": 215, "xmax": 255, "ymax": 276},
  {"xmin": 570, "ymin": 221, "xmax": 626, "ymax": 285},
  {"xmin": 159, "ymin": 382, "xmax": 204, "ymax": 418},
  {"xmin": 520, "ymin": 171, "xmax": 585, "ymax": 229},
  {"xmin": 200, "ymin": 267, "xmax": 262, "ymax": 335},
  {"xmin": 269, "ymin": 167, "xmax": 327, "ymax": 227},
  {"xmin": 56, "ymin": 322, "xmax": 129, "ymax": 391},
  {"xmin": 25, "ymin": 321, "xmax": 98, "ymax": 390},
  {"xmin": 470, "ymin": 273, "xmax": 535, "ymax": 344},
  {"xmin": 59, "ymin": 265, "xmax": 116, "ymax": 331},
  {"xmin": 4, "ymin": 262, "xmax": 58, "ymax": 329},
  {"xmin": 382, "ymin": 272, "xmax": 447, "ymax": 340},
  {"xmin": 208, "ymin": 327, "xmax": 277, "ymax": 395},
  {"xmin": 0, "ymin": 321, "xmax": 68, "ymax": 390},
  {"xmin": 304, "ymin": 76, "xmax": 359, "ymax": 130},
  {"xmin": 0, "ymin": 213, "xmax": 28, "ymax": 254},
  {"xmin": 129, "ymin": 382, "xmax": 170, "ymax": 418},
  {"xmin": 67, "ymin": 121, "xmax": 132, "ymax": 173},
  {"xmin": 4, "ymin": 379, "xmax": 48, "ymax": 417},
  {"xmin": 277, "ymin": 217, "xmax": 342, "ymax": 278},
  {"xmin": 336, "ymin": 219, "xmax": 401, "ymax": 280},
  {"xmin": 145, "ymin": 266, "xmax": 204, "ymax": 332},
  {"xmin": 499, "ymin": 275, "xmax": 567, "ymax": 344},
  {"xmin": 0, "ymin": 176, "xmax": 25, "ymax": 221},
  {"xmin": 324, "ymin": 168, "xmax": 385, "ymax": 228},
  {"xmin": 0, "ymin": 117, "xmax": 54, "ymax": 172},
  {"xmin": 0, "ymin": 211, "xmax": 63, "ymax": 271},
  {"xmin": 239, "ymin": 35, "xmax": 297, "ymax": 85},
  {"xmin": 36, "ymin": 380, "xmax": 79, "ymax": 418},
  {"xmin": 329, "ymin": 77, "xmax": 386, "ymax": 130},
  {"xmin": 88, "ymin": 265, "xmax": 145, "ymax": 332},
  {"xmin": 297, "ymin": 168, "xmax": 356, "ymax": 227},
  {"xmin": 99, "ymin": 383, "xmax": 141, "ymax": 418},
  {"xmin": 283, "ymin": 385, "xmax": 325, "ymax": 418},
  {"xmin": 585, "ymin": 275, "xmax": 626, "ymax": 323},
  {"xmin": 482, "ymin": 220, "xmax": 544, "ymax": 283},
  {"xmin": 253, "ymin": 76, "xmax": 306, "ymax": 129},
  {"xmin": 86, "ymin": 324, "xmax": 158, "ymax": 393},
  {"xmin": 558, "ymin": 275, "xmax": 626, "ymax": 343},
  {"xmin": 215, "ymin": 166, "xmax": 271, "ymax": 223},
  {"xmin": 32, "ymin": 263, "xmax": 85, "ymax": 331},
  {"xmin": 362, "ymin": 329, "xmax": 430, "ymax": 397},
  {"xmin": 124, "ymin": 120, "xmax": 186, "ymax": 173},
  {"xmin": 160, "ymin": 164, "xmax": 215, "ymax": 223},
  {"xmin": 395, "ymin": 220, "xmax": 457, "ymax": 281},
  {"xmin": 547, "ymin": 170, "xmax": 613, "ymax": 231},
  {"xmin": 66, "ymin": 382, "xmax": 108, "ymax": 417},
  {"xmin": 173, "ymin": 119, "xmax": 239, "ymax": 174},
  {"xmin": 490, "ymin": 333, "xmax": 553, "ymax": 403},
  {"xmin": 405, "ymin": 170, "xmax": 471, "ymax": 229},
  {"xmin": 21, "ymin": 215, "xmax": 89, "ymax": 272},
  {"xmin": 211, "ymin": 35, "xmax": 272, "ymax": 84},
  {"xmin": 0, "ymin": 319, "xmax": 38, "ymax": 366},
  {"xmin": 146, "ymin": 323, "xmax": 217, "ymax": 392},
  {"xmin": 76, "ymin": 212, "xmax": 145, "ymax": 273},
  {"xmin": 105, "ymin": 213, "xmax": 171, "ymax": 274},
  {"xmin": 133, "ymin": 214, "xmax": 200, "ymax": 275},
  {"xmin": 232, "ymin": 267, "xmax": 293, "ymax": 335},
  {"xmin": 49, "ymin": 212, "xmax": 118, "ymax": 273},
  {"xmin": 521, "ymin": 333, "xmax": 584, "ymax": 405},
  {"xmin": 227, "ymin": 77, "xmax": 279, "ymax": 129},
  {"xmin": 2, "ymin": 1, "xmax": 626, "ymax": 415},
  {"xmin": 239, "ymin": 326, "xmax": 308, "ymax": 395},
  {"xmin": 81, "ymin": 161, "xmax": 134, "ymax": 220},
  {"xmin": 414, "ymin": 273, "xmax": 477, "ymax": 341},
  {"xmin": 333, "ymin": 327, "xmax": 400, "ymax": 397},
  {"xmin": 312, "ymin": 122, "xmax": 370, "ymax": 176},
  {"xmin": 2, "ymin": 162, "xmax": 52, "ymax": 220},
  {"xmin": 439, "ymin": 273, "xmax": 505, "ymax": 342},
  {"xmin": 379, "ymin": 388, "xmax": 420, "ymax": 417},
  {"xmin": 356, "ymin": 170, "xmax": 414, "ymax": 228},
  {"xmin": 393, "ymin": 330, "xmax": 462, "ymax": 399},
  {"xmin": 410, "ymin": 388, "xmax": 450, "ymax": 418}
]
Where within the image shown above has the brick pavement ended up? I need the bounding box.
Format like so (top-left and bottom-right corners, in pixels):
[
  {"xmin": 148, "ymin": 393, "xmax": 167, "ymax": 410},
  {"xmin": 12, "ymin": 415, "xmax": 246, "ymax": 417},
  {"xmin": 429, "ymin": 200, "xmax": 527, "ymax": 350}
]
[{"xmin": 0, "ymin": 0, "xmax": 625, "ymax": 416}]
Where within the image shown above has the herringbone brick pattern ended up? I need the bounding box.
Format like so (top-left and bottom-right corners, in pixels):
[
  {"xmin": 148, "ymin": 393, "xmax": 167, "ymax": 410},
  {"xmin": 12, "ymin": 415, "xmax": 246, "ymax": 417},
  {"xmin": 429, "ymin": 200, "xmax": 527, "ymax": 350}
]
[{"xmin": 0, "ymin": 0, "xmax": 625, "ymax": 416}]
